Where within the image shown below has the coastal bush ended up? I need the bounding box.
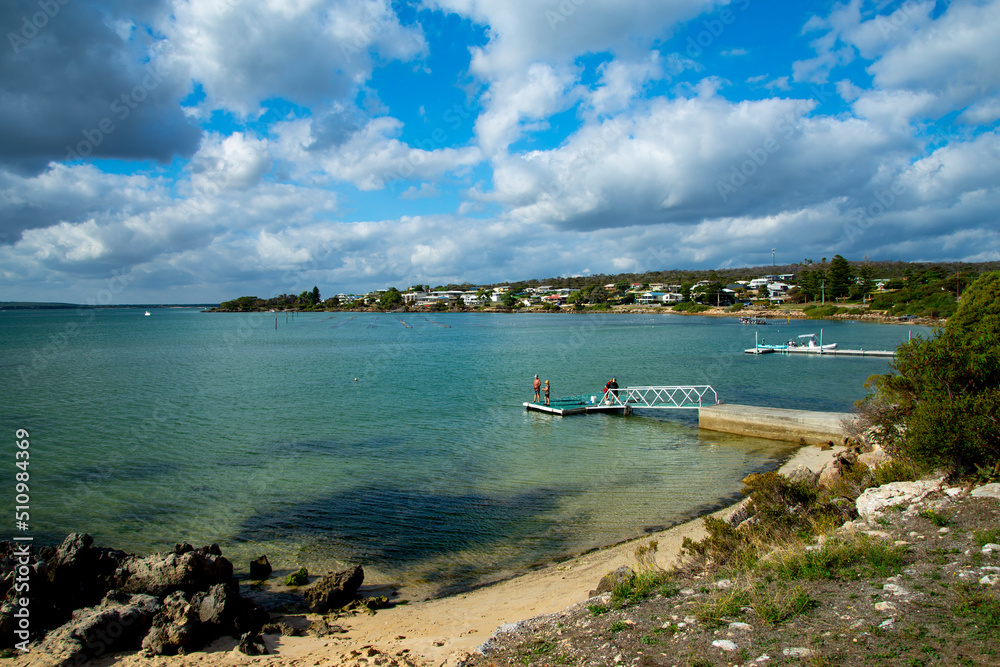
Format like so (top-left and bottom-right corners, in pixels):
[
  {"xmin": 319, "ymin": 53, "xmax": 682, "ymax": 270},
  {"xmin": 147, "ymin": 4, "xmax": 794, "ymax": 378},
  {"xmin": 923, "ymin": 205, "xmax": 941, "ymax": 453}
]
[
  {"xmin": 672, "ymin": 302, "xmax": 710, "ymax": 313},
  {"xmin": 682, "ymin": 471, "xmax": 868, "ymax": 570},
  {"xmin": 825, "ymin": 459, "xmax": 916, "ymax": 499},
  {"xmin": 858, "ymin": 271, "xmax": 1000, "ymax": 477},
  {"xmin": 695, "ymin": 578, "xmax": 816, "ymax": 627},
  {"xmin": 609, "ymin": 569, "xmax": 679, "ymax": 608},
  {"xmin": 766, "ymin": 534, "xmax": 907, "ymax": 581}
]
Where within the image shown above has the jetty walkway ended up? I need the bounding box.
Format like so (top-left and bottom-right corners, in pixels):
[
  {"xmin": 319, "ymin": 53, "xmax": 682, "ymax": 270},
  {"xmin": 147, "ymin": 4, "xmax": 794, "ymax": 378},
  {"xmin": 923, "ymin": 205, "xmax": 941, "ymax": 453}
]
[
  {"xmin": 745, "ymin": 346, "xmax": 895, "ymax": 357},
  {"xmin": 525, "ymin": 385, "xmax": 853, "ymax": 444}
]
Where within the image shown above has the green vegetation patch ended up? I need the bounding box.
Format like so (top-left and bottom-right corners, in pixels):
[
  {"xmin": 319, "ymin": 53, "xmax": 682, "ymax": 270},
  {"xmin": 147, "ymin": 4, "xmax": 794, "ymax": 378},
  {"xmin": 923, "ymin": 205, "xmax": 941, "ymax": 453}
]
[
  {"xmin": 766, "ymin": 535, "xmax": 908, "ymax": 581},
  {"xmin": 284, "ymin": 567, "xmax": 308, "ymax": 586},
  {"xmin": 672, "ymin": 302, "xmax": 711, "ymax": 313}
]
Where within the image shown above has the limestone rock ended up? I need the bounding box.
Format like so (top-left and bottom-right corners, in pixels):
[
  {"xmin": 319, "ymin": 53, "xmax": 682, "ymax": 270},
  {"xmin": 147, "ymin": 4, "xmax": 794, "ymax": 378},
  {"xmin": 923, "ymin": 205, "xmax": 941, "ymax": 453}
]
[
  {"xmin": 591, "ymin": 566, "xmax": 634, "ymax": 597},
  {"xmin": 192, "ymin": 582, "xmax": 241, "ymax": 626},
  {"xmin": 45, "ymin": 533, "xmax": 129, "ymax": 615},
  {"xmin": 783, "ymin": 465, "xmax": 819, "ymax": 487},
  {"xmin": 237, "ymin": 631, "xmax": 268, "ymax": 655},
  {"xmin": 29, "ymin": 591, "xmax": 160, "ymax": 666},
  {"xmin": 858, "ymin": 444, "xmax": 892, "ymax": 469},
  {"xmin": 971, "ymin": 483, "xmax": 1000, "ymax": 500},
  {"xmin": 303, "ymin": 565, "xmax": 365, "ymax": 613},
  {"xmin": 725, "ymin": 497, "xmax": 754, "ymax": 527},
  {"xmin": 856, "ymin": 481, "xmax": 944, "ymax": 521},
  {"xmin": 141, "ymin": 591, "xmax": 200, "ymax": 655},
  {"xmin": 117, "ymin": 543, "xmax": 234, "ymax": 597},
  {"xmin": 249, "ymin": 555, "xmax": 272, "ymax": 580}
]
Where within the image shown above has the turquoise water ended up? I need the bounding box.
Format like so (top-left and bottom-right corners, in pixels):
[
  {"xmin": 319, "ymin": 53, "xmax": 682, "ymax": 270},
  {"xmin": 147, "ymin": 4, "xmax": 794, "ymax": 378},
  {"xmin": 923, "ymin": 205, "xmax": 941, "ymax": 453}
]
[{"xmin": 0, "ymin": 309, "xmax": 931, "ymax": 597}]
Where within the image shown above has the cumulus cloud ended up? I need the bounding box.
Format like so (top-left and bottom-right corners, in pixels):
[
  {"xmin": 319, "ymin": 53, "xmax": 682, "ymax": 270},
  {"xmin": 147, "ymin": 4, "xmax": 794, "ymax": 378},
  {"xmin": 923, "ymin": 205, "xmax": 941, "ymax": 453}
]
[
  {"xmin": 0, "ymin": 164, "xmax": 170, "ymax": 244},
  {"xmin": 189, "ymin": 133, "xmax": 273, "ymax": 193},
  {"xmin": 273, "ymin": 116, "xmax": 481, "ymax": 190},
  {"xmin": 799, "ymin": 0, "xmax": 1000, "ymax": 124},
  {"xmin": 0, "ymin": 0, "xmax": 200, "ymax": 171},
  {"xmin": 159, "ymin": 0, "xmax": 426, "ymax": 116},
  {"xmin": 426, "ymin": 0, "xmax": 721, "ymax": 155},
  {"xmin": 485, "ymin": 90, "xmax": 914, "ymax": 232}
]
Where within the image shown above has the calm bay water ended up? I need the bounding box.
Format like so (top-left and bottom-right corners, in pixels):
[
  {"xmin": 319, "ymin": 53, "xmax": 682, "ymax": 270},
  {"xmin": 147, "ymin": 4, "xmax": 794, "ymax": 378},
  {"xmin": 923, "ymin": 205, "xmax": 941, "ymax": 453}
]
[{"xmin": 1, "ymin": 308, "xmax": 931, "ymax": 597}]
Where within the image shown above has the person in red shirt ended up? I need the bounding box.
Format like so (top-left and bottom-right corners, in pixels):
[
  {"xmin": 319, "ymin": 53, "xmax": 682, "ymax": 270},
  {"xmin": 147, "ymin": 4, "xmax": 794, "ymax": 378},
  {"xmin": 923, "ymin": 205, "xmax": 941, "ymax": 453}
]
[{"xmin": 533, "ymin": 375, "xmax": 541, "ymax": 403}]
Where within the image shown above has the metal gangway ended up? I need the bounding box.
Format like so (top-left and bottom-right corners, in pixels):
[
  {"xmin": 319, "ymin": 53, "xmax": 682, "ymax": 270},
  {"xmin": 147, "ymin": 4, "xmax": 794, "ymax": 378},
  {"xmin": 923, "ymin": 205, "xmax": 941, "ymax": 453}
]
[{"xmin": 604, "ymin": 385, "xmax": 718, "ymax": 411}]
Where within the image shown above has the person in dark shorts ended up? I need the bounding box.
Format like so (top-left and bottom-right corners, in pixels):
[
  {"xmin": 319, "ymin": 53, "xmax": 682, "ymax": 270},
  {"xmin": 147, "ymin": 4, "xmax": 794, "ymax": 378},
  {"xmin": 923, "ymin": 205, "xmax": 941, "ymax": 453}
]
[
  {"xmin": 544, "ymin": 380, "xmax": 550, "ymax": 406},
  {"xmin": 533, "ymin": 374, "xmax": 541, "ymax": 402}
]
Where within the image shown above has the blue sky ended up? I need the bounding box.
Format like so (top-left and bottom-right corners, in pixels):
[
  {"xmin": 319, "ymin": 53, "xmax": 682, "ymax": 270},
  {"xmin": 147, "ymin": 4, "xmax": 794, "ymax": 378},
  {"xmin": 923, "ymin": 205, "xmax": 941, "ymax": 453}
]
[{"xmin": 1, "ymin": 0, "xmax": 998, "ymax": 303}]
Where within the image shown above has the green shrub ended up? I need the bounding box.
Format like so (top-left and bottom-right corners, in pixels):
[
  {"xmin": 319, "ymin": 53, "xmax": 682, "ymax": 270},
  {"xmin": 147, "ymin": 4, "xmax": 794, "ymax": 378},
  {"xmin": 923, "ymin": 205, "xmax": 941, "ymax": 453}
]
[
  {"xmin": 672, "ymin": 302, "xmax": 711, "ymax": 313},
  {"xmin": 610, "ymin": 569, "xmax": 678, "ymax": 608},
  {"xmin": 857, "ymin": 271, "xmax": 1000, "ymax": 477}
]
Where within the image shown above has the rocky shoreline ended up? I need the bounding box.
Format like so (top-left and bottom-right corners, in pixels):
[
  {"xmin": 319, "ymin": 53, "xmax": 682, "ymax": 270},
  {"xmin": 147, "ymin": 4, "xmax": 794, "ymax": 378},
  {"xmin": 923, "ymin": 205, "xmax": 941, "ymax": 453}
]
[
  {"xmin": 0, "ymin": 536, "xmax": 373, "ymax": 665},
  {"xmin": 208, "ymin": 305, "xmax": 946, "ymax": 328}
]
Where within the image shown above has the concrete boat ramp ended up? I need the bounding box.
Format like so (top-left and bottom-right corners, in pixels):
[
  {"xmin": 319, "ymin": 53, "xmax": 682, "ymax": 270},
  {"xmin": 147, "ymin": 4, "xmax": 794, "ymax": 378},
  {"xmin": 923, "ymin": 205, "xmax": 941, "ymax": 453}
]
[{"xmin": 525, "ymin": 385, "xmax": 854, "ymax": 445}]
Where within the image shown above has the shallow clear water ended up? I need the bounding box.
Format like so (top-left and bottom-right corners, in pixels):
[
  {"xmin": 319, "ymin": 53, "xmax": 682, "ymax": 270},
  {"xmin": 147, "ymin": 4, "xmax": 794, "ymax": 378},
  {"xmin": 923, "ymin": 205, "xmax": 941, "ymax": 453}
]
[{"xmin": 0, "ymin": 308, "xmax": 931, "ymax": 597}]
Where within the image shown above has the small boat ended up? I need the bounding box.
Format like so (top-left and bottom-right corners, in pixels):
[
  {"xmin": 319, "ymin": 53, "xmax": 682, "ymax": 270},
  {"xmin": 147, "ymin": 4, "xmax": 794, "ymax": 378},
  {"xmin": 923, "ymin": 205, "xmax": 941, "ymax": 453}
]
[
  {"xmin": 788, "ymin": 333, "xmax": 836, "ymax": 350},
  {"xmin": 144, "ymin": 311, "xmax": 151, "ymax": 316}
]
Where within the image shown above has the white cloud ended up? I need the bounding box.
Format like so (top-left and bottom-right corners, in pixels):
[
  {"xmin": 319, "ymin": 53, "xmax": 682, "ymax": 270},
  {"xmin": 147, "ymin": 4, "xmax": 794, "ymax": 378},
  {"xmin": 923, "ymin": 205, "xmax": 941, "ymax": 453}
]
[
  {"xmin": 189, "ymin": 133, "xmax": 272, "ymax": 193},
  {"xmin": 274, "ymin": 116, "xmax": 480, "ymax": 190},
  {"xmin": 959, "ymin": 96, "xmax": 1000, "ymax": 125},
  {"xmin": 475, "ymin": 63, "xmax": 580, "ymax": 155},
  {"xmin": 798, "ymin": 0, "xmax": 1000, "ymax": 124},
  {"xmin": 586, "ymin": 52, "xmax": 689, "ymax": 116},
  {"xmin": 425, "ymin": 0, "xmax": 722, "ymax": 156},
  {"xmin": 485, "ymin": 91, "xmax": 913, "ymax": 231},
  {"xmin": 160, "ymin": 0, "xmax": 426, "ymax": 115}
]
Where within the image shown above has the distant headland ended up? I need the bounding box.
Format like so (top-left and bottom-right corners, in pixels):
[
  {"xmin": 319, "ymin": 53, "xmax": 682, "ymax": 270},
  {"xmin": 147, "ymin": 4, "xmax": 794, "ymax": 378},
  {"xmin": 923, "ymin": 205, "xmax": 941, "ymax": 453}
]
[{"xmin": 207, "ymin": 257, "xmax": 997, "ymax": 323}]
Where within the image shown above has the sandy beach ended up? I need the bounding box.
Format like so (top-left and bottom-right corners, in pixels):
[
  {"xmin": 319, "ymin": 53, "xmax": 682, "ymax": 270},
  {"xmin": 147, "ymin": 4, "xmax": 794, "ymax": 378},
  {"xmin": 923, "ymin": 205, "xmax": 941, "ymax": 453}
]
[{"xmin": 69, "ymin": 442, "xmax": 845, "ymax": 667}]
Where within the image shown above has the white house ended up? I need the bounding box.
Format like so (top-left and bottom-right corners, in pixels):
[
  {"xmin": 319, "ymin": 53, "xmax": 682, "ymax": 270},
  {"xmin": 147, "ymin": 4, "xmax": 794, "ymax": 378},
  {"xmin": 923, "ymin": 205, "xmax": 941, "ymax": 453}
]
[
  {"xmin": 461, "ymin": 291, "xmax": 485, "ymax": 306},
  {"xmin": 402, "ymin": 291, "xmax": 428, "ymax": 304},
  {"xmin": 663, "ymin": 292, "xmax": 684, "ymax": 303},
  {"xmin": 637, "ymin": 291, "xmax": 666, "ymax": 305}
]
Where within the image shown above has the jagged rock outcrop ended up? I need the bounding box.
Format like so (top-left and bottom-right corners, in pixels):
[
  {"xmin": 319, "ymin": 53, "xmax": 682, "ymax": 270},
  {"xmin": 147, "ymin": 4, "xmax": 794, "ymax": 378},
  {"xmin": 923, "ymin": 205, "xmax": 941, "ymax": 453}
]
[
  {"xmin": 25, "ymin": 591, "xmax": 160, "ymax": 666},
  {"xmin": 817, "ymin": 449, "xmax": 859, "ymax": 489},
  {"xmin": 6, "ymin": 535, "xmax": 267, "ymax": 658},
  {"xmin": 249, "ymin": 555, "xmax": 272, "ymax": 580},
  {"xmin": 855, "ymin": 480, "xmax": 945, "ymax": 521},
  {"xmin": 304, "ymin": 565, "xmax": 365, "ymax": 613},
  {"xmin": 116, "ymin": 542, "xmax": 233, "ymax": 597},
  {"xmin": 783, "ymin": 465, "xmax": 820, "ymax": 487}
]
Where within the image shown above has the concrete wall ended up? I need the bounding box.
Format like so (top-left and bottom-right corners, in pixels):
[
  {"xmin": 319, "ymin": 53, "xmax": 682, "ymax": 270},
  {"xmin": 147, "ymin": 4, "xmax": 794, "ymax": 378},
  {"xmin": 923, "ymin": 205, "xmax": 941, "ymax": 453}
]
[{"xmin": 698, "ymin": 403, "xmax": 856, "ymax": 445}]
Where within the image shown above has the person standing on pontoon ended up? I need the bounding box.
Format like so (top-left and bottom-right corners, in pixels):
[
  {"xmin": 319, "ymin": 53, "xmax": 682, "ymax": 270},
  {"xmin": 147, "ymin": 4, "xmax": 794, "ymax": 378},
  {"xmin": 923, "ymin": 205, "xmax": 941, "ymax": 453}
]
[
  {"xmin": 533, "ymin": 374, "xmax": 541, "ymax": 403},
  {"xmin": 544, "ymin": 380, "xmax": 550, "ymax": 406}
]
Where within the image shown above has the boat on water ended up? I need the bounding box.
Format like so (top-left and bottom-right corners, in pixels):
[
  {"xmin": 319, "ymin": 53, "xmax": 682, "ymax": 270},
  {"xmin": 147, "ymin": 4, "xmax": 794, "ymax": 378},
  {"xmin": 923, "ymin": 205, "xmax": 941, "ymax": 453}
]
[
  {"xmin": 144, "ymin": 311, "xmax": 151, "ymax": 316},
  {"xmin": 739, "ymin": 315, "xmax": 768, "ymax": 325},
  {"xmin": 745, "ymin": 331, "xmax": 837, "ymax": 354},
  {"xmin": 788, "ymin": 333, "xmax": 836, "ymax": 350}
]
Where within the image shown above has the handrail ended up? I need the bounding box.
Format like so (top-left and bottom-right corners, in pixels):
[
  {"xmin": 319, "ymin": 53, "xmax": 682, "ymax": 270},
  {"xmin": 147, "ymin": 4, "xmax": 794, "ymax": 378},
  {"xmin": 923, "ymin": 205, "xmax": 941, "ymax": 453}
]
[{"xmin": 604, "ymin": 385, "xmax": 718, "ymax": 409}]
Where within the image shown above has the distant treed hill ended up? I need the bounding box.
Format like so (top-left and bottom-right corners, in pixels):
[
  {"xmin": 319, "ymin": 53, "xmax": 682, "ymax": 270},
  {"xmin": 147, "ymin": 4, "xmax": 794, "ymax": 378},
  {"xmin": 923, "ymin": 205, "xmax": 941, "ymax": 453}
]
[
  {"xmin": 213, "ymin": 259, "xmax": 1000, "ymax": 314},
  {"xmin": 452, "ymin": 259, "xmax": 1000, "ymax": 293}
]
